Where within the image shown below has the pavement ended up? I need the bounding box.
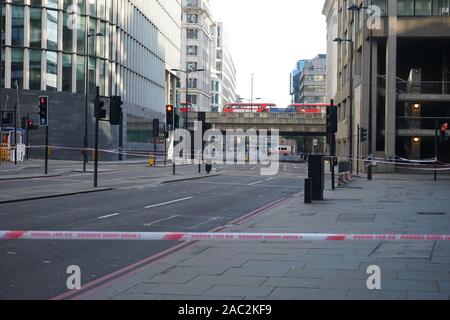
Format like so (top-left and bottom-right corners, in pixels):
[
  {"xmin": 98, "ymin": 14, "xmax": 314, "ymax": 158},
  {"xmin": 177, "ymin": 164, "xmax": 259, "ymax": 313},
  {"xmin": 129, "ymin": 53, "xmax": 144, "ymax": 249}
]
[{"xmin": 70, "ymin": 174, "xmax": 450, "ymax": 301}]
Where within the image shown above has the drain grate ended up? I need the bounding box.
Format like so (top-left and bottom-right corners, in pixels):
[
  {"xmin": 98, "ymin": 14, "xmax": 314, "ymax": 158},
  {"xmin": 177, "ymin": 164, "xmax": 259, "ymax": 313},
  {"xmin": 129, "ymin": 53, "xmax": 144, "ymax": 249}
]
[{"xmin": 418, "ymin": 212, "xmax": 446, "ymax": 216}]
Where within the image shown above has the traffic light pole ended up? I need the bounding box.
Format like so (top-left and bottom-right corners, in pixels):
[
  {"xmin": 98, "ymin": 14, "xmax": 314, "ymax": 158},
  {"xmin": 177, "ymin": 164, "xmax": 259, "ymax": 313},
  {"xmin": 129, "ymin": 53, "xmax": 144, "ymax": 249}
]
[
  {"xmin": 357, "ymin": 124, "xmax": 360, "ymax": 176},
  {"xmin": 435, "ymin": 120, "xmax": 438, "ymax": 182},
  {"xmin": 173, "ymin": 108, "xmax": 176, "ymax": 176},
  {"xmin": 26, "ymin": 113, "xmax": 29, "ymax": 160},
  {"xmin": 45, "ymin": 126, "xmax": 49, "ymax": 175},
  {"xmin": 94, "ymin": 87, "xmax": 100, "ymax": 188}
]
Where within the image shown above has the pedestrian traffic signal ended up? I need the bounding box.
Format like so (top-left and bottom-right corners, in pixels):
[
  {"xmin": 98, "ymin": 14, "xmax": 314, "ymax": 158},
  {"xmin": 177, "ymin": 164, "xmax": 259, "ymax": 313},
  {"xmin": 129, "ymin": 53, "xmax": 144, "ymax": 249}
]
[
  {"xmin": 326, "ymin": 105, "xmax": 337, "ymax": 134},
  {"xmin": 110, "ymin": 96, "xmax": 123, "ymax": 125},
  {"xmin": 95, "ymin": 96, "xmax": 106, "ymax": 119},
  {"xmin": 360, "ymin": 127, "xmax": 368, "ymax": 143},
  {"xmin": 166, "ymin": 105, "xmax": 174, "ymax": 131},
  {"xmin": 441, "ymin": 122, "xmax": 449, "ymax": 142},
  {"xmin": 38, "ymin": 96, "xmax": 49, "ymax": 126}
]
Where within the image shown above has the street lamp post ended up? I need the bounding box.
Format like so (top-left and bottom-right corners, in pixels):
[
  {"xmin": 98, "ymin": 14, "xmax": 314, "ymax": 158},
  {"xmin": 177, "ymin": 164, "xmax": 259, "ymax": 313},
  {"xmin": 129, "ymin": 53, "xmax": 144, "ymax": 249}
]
[
  {"xmin": 349, "ymin": 1, "xmax": 373, "ymax": 180},
  {"xmin": 333, "ymin": 37, "xmax": 353, "ymax": 168},
  {"xmin": 83, "ymin": 32, "xmax": 104, "ymax": 172},
  {"xmin": 170, "ymin": 68, "xmax": 205, "ymax": 167}
]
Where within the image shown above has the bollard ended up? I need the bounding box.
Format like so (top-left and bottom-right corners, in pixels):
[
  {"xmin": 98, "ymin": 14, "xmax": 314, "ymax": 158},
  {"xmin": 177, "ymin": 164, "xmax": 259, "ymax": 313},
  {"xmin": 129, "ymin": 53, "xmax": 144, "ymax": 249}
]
[{"xmin": 304, "ymin": 178, "xmax": 312, "ymax": 204}]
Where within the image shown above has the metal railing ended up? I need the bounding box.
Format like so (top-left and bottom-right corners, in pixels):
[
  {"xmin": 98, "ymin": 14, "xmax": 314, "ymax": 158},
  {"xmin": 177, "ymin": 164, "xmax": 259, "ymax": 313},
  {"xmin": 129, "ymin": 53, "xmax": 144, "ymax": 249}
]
[
  {"xmin": 379, "ymin": 117, "xmax": 450, "ymax": 130},
  {"xmin": 378, "ymin": 76, "xmax": 450, "ymax": 95}
]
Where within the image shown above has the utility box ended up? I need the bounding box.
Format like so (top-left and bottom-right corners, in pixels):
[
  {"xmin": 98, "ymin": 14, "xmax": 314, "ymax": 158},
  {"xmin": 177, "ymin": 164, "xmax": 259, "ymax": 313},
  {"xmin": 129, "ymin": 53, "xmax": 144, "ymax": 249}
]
[{"xmin": 308, "ymin": 155, "xmax": 325, "ymax": 201}]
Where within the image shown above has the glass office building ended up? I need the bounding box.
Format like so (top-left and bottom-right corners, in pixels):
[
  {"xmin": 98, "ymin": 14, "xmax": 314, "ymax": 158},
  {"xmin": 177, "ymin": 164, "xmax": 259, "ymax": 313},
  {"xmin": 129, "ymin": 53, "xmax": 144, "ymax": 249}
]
[{"xmin": 0, "ymin": 0, "xmax": 181, "ymax": 159}]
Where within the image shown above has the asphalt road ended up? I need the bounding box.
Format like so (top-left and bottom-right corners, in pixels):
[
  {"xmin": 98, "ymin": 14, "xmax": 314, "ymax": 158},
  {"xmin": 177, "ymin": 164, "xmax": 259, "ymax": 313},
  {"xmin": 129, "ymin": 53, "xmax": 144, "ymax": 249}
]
[{"xmin": 0, "ymin": 163, "xmax": 306, "ymax": 300}]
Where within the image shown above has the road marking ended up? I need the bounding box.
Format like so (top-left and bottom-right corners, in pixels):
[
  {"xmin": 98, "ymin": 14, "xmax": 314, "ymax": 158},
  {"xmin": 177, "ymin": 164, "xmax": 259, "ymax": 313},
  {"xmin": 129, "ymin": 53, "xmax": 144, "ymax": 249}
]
[
  {"xmin": 145, "ymin": 197, "xmax": 194, "ymax": 209},
  {"xmin": 143, "ymin": 215, "xmax": 178, "ymax": 227},
  {"xmin": 248, "ymin": 177, "xmax": 275, "ymax": 186},
  {"xmin": 189, "ymin": 217, "xmax": 221, "ymax": 230},
  {"xmin": 97, "ymin": 213, "xmax": 122, "ymax": 220}
]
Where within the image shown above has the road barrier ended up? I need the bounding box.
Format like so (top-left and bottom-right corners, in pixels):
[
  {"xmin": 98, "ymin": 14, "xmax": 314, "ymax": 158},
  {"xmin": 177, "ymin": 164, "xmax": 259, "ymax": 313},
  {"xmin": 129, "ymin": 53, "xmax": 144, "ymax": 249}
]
[{"xmin": 1, "ymin": 231, "xmax": 450, "ymax": 242}]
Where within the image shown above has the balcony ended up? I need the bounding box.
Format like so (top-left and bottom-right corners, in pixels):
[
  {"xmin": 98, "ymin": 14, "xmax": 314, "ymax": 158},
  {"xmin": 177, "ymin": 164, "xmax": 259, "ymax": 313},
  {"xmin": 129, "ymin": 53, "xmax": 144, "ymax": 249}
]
[{"xmin": 378, "ymin": 76, "xmax": 450, "ymax": 102}]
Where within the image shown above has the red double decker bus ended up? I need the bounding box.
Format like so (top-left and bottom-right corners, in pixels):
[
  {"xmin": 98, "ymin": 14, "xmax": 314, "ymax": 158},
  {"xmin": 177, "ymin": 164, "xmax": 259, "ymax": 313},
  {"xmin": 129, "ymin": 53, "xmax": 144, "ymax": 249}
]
[
  {"xmin": 286, "ymin": 103, "xmax": 330, "ymax": 114},
  {"xmin": 179, "ymin": 102, "xmax": 194, "ymax": 113},
  {"xmin": 223, "ymin": 103, "xmax": 277, "ymax": 113}
]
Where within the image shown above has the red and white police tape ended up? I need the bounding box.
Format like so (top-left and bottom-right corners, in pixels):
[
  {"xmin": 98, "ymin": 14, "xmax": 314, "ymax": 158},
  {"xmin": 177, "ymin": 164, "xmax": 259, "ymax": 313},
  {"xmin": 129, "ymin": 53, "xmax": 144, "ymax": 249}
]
[{"xmin": 1, "ymin": 231, "xmax": 450, "ymax": 242}]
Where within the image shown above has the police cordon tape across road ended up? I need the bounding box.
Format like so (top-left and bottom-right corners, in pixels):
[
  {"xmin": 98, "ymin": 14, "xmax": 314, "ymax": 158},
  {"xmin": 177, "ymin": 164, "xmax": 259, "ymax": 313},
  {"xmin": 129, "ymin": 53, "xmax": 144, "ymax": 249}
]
[{"xmin": 1, "ymin": 231, "xmax": 450, "ymax": 242}]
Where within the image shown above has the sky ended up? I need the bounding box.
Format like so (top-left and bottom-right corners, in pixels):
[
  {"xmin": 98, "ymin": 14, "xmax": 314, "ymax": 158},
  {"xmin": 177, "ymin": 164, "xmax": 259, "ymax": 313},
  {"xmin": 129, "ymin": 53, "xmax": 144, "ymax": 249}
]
[{"xmin": 210, "ymin": 0, "xmax": 327, "ymax": 107}]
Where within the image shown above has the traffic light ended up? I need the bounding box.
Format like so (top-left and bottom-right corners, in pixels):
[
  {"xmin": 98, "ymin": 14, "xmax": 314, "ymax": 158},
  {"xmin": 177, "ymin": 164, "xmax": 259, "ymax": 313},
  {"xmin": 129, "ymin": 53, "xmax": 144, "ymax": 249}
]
[
  {"xmin": 21, "ymin": 117, "xmax": 27, "ymax": 129},
  {"xmin": 110, "ymin": 96, "xmax": 123, "ymax": 125},
  {"xmin": 95, "ymin": 96, "xmax": 106, "ymax": 119},
  {"xmin": 166, "ymin": 105, "xmax": 174, "ymax": 131},
  {"xmin": 38, "ymin": 96, "xmax": 49, "ymax": 126},
  {"xmin": 441, "ymin": 122, "xmax": 449, "ymax": 142},
  {"xmin": 1, "ymin": 111, "xmax": 14, "ymax": 126},
  {"xmin": 360, "ymin": 127, "xmax": 368, "ymax": 143},
  {"xmin": 326, "ymin": 105, "xmax": 337, "ymax": 134},
  {"xmin": 153, "ymin": 119, "xmax": 160, "ymax": 138}
]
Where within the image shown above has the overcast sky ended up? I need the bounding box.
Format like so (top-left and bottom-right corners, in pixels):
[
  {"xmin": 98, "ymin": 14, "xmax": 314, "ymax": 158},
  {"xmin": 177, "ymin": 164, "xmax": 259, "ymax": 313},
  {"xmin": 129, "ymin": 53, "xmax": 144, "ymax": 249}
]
[{"xmin": 210, "ymin": 0, "xmax": 327, "ymax": 106}]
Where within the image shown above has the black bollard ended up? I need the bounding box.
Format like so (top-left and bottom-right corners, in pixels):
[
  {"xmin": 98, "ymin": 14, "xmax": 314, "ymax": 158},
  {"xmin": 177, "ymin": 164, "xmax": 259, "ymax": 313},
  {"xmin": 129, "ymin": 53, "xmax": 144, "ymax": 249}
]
[{"xmin": 304, "ymin": 178, "xmax": 312, "ymax": 204}]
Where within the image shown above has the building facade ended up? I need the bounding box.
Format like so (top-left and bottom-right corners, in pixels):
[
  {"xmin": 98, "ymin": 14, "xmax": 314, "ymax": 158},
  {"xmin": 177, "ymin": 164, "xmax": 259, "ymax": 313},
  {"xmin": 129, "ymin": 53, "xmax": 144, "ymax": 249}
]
[
  {"xmin": 322, "ymin": 0, "xmax": 339, "ymax": 103},
  {"xmin": 180, "ymin": 0, "xmax": 213, "ymax": 112},
  {"xmin": 210, "ymin": 21, "xmax": 236, "ymax": 112},
  {"xmin": 290, "ymin": 55, "xmax": 327, "ymax": 104},
  {"xmin": 0, "ymin": 0, "xmax": 181, "ymax": 160},
  {"xmin": 324, "ymin": 0, "xmax": 450, "ymax": 167}
]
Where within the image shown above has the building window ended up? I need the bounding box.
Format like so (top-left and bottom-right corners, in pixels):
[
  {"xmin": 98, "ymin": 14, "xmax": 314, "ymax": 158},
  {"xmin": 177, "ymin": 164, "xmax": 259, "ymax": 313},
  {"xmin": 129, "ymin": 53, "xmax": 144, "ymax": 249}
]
[
  {"xmin": 186, "ymin": 0, "xmax": 199, "ymax": 7},
  {"xmin": 11, "ymin": 48, "xmax": 24, "ymax": 89},
  {"xmin": 397, "ymin": 0, "xmax": 449, "ymax": 15},
  {"xmin": 62, "ymin": 54, "xmax": 72, "ymax": 92},
  {"xmin": 76, "ymin": 55, "xmax": 85, "ymax": 93},
  {"xmin": 188, "ymin": 78, "xmax": 197, "ymax": 89},
  {"xmin": 11, "ymin": 6, "xmax": 24, "ymax": 47},
  {"xmin": 46, "ymin": 51, "xmax": 57, "ymax": 91},
  {"xmin": 187, "ymin": 94, "xmax": 197, "ymax": 105},
  {"xmin": 186, "ymin": 45, "xmax": 197, "ymax": 55},
  {"xmin": 30, "ymin": 8, "xmax": 42, "ymax": 49},
  {"xmin": 398, "ymin": 0, "xmax": 415, "ymax": 15},
  {"xmin": 187, "ymin": 29, "xmax": 198, "ymax": 39},
  {"xmin": 76, "ymin": 16, "xmax": 86, "ymax": 54},
  {"xmin": 415, "ymin": 0, "xmax": 432, "ymax": 15},
  {"xmin": 47, "ymin": 10, "xmax": 58, "ymax": 51},
  {"xmin": 63, "ymin": 13, "xmax": 73, "ymax": 52},
  {"xmin": 433, "ymin": 0, "xmax": 450, "ymax": 15},
  {"xmin": 187, "ymin": 14, "xmax": 198, "ymax": 23},
  {"xmin": 187, "ymin": 62, "xmax": 197, "ymax": 71},
  {"xmin": 29, "ymin": 49, "xmax": 42, "ymax": 90}
]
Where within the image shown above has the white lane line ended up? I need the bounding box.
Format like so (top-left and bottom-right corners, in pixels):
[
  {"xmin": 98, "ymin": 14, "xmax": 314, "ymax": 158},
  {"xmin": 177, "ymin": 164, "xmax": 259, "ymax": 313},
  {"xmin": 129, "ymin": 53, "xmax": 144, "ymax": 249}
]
[
  {"xmin": 98, "ymin": 213, "xmax": 122, "ymax": 220},
  {"xmin": 248, "ymin": 177, "xmax": 275, "ymax": 186},
  {"xmin": 143, "ymin": 215, "xmax": 178, "ymax": 227},
  {"xmin": 145, "ymin": 197, "xmax": 194, "ymax": 209},
  {"xmin": 189, "ymin": 217, "xmax": 222, "ymax": 230}
]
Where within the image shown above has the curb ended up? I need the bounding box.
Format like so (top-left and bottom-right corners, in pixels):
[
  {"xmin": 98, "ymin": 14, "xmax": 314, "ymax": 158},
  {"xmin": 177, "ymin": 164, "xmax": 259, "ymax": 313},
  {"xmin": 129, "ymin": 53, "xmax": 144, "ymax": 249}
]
[
  {"xmin": 0, "ymin": 188, "xmax": 114, "ymax": 204},
  {"xmin": 0, "ymin": 174, "xmax": 61, "ymax": 181}
]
